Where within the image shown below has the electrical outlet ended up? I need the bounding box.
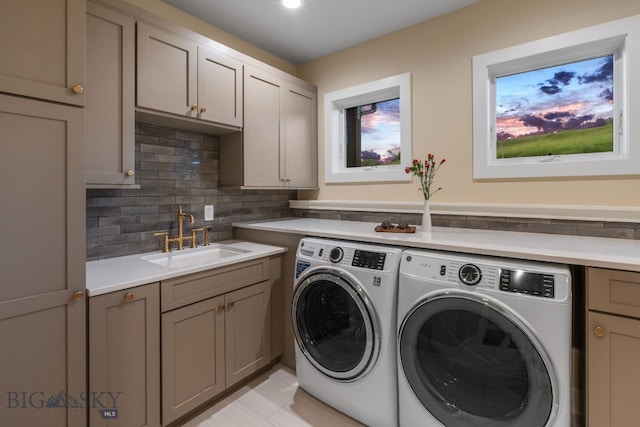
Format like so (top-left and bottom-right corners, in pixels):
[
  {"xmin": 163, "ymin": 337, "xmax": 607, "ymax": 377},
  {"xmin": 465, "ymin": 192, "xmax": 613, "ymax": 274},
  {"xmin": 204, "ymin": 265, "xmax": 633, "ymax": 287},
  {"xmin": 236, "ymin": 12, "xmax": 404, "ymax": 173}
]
[{"xmin": 204, "ymin": 205, "xmax": 214, "ymax": 221}]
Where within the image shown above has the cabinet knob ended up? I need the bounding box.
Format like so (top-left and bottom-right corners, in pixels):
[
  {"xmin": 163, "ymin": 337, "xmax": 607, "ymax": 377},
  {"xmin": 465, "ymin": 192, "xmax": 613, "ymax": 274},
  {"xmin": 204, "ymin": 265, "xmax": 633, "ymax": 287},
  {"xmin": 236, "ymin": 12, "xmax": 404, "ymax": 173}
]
[
  {"xmin": 218, "ymin": 304, "xmax": 225, "ymax": 313},
  {"xmin": 594, "ymin": 326, "xmax": 606, "ymax": 337},
  {"xmin": 227, "ymin": 301, "xmax": 234, "ymax": 309},
  {"xmin": 72, "ymin": 84, "xmax": 84, "ymax": 94},
  {"xmin": 73, "ymin": 291, "xmax": 85, "ymax": 301},
  {"xmin": 124, "ymin": 293, "xmax": 134, "ymax": 302},
  {"xmin": 200, "ymin": 106, "xmax": 207, "ymax": 113},
  {"xmin": 125, "ymin": 170, "xmax": 134, "ymax": 177},
  {"xmin": 191, "ymin": 105, "xmax": 198, "ymax": 111}
]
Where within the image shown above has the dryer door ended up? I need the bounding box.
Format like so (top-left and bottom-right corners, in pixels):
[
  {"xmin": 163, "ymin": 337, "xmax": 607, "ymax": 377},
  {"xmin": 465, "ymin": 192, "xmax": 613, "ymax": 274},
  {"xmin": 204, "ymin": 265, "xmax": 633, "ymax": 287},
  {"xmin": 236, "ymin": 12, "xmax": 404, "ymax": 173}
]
[
  {"xmin": 399, "ymin": 294, "xmax": 556, "ymax": 427},
  {"xmin": 292, "ymin": 270, "xmax": 379, "ymax": 381}
]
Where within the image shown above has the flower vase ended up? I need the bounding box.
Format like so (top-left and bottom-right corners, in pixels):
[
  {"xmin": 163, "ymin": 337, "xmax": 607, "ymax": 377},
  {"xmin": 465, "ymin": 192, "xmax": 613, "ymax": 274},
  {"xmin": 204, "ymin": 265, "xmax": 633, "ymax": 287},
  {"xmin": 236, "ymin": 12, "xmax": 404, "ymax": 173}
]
[{"xmin": 421, "ymin": 200, "xmax": 432, "ymax": 233}]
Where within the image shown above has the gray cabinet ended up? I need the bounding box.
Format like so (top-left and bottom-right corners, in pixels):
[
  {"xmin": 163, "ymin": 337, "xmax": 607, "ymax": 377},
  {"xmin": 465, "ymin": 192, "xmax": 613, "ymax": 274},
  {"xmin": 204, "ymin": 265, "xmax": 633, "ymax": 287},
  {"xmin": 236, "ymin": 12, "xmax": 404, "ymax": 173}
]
[
  {"xmin": 89, "ymin": 283, "xmax": 161, "ymax": 427},
  {"xmin": 86, "ymin": 1, "xmax": 136, "ymax": 187},
  {"xmin": 197, "ymin": 45, "xmax": 243, "ymax": 127},
  {"xmin": 0, "ymin": 94, "xmax": 86, "ymax": 426},
  {"xmin": 0, "ymin": 0, "xmax": 85, "ymax": 106},
  {"xmin": 587, "ymin": 267, "xmax": 640, "ymax": 426},
  {"xmin": 160, "ymin": 258, "xmax": 275, "ymax": 425},
  {"xmin": 221, "ymin": 65, "xmax": 317, "ymax": 189},
  {"xmin": 136, "ymin": 22, "xmax": 243, "ymax": 128},
  {"xmin": 161, "ymin": 294, "xmax": 226, "ymax": 424}
]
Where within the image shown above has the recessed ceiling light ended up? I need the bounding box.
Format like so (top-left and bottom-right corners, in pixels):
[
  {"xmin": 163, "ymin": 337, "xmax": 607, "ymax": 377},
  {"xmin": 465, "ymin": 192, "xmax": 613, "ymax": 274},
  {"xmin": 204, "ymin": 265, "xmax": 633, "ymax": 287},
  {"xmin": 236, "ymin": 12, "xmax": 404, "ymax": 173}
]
[{"xmin": 282, "ymin": 0, "xmax": 302, "ymax": 9}]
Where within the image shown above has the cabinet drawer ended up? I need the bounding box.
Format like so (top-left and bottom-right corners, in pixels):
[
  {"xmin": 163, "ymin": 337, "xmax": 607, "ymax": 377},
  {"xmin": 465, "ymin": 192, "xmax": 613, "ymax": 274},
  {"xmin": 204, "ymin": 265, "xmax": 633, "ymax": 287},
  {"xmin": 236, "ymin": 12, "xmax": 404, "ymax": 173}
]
[
  {"xmin": 588, "ymin": 267, "xmax": 640, "ymax": 318},
  {"xmin": 161, "ymin": 258, "xmax": 270, "ymax": 312}
]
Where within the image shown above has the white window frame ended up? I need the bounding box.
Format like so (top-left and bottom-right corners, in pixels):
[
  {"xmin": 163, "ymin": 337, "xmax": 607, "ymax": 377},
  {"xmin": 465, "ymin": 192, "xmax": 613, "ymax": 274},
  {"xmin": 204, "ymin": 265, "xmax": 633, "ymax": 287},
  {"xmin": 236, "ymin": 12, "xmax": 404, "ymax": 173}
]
[
  {"xmin": 324, "ymin": 73, "xmax": 412, "ymax": 183},
  {"xmin": 472, "ymin": 14, "xmax": 640, "ymax": 179}
]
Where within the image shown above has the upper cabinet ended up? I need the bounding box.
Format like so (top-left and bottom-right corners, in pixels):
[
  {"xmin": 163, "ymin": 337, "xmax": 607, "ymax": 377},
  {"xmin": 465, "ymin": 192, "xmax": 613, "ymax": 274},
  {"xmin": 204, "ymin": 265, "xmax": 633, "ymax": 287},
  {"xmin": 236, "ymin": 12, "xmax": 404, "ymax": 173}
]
[
  {"xmin": 221, "ymin": 65, "xmax": 317, "ymax": 189},
  {"xmin": 0, "ymin": 0, "xmax": 85, "ymax": 106},
  {"xmin": 136, "ymin": 22, "xmax": 243, "ymax": 128},
  {"xmin": 86, "ymin": 1, "xmax": 136, "ymax": 187},
  {"xmin": 198, "ymin": 45, "xmax": 243, "ymax": 127}
]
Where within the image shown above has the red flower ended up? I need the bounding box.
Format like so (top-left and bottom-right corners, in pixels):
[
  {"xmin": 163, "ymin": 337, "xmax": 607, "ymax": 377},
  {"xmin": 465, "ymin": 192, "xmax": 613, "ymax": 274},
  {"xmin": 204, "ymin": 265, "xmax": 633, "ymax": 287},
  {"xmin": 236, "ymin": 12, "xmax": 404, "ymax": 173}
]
[{"xmin": 407, "ymin": 153, "xmax": 446, "ymax": 200}]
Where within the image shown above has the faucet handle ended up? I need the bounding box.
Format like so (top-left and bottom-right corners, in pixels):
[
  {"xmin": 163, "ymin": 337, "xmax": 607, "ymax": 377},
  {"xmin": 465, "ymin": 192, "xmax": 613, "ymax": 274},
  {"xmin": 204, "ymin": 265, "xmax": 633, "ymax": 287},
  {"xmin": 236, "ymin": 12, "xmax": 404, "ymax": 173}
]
[
  {"xmin": 190, "ymin": 229, "xmax": 199, "ymax": 248},
  {"xmin": 190, "ymin": 227, "xmax": 211, "ymax": 246},
  {"xmin": 153, "ymin": 232, "xmax": 170, "ymax": 253},
  {"xmin": 204, "ymin": 227, "xmax": 211, "ymax": 246}
]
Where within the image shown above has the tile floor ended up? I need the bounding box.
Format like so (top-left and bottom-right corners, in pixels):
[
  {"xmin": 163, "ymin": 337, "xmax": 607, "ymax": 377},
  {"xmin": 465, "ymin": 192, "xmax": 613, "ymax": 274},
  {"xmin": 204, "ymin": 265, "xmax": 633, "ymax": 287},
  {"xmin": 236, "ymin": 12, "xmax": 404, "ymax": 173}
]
[
  {"xmin": 182, "ymin": 363, "xmax": 582, "ymax": 426},
  {"xmin": 182, "ymin": 365, "xmax": 364, "ymax": 427}
]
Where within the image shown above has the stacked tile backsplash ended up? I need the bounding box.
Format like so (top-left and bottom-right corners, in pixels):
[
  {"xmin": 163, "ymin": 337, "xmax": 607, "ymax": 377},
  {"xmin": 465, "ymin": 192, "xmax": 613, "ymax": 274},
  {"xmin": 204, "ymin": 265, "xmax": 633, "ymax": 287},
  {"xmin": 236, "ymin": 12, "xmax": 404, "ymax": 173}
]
[{"xmin": 86, "ymin": 123, "xmax": 296, "ymax": 260}]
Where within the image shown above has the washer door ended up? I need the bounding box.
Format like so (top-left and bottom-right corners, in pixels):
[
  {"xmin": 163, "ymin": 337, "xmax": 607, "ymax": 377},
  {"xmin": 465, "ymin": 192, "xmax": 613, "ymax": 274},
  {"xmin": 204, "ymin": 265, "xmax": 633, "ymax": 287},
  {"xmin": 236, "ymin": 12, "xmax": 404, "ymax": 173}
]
[
  {"xmin": 292, "ymin": 270, "xmax": 379, "ymax": 381},
  {"xmin": 399, "ymin": 294, "xmax": 556, "ymax": 427}
]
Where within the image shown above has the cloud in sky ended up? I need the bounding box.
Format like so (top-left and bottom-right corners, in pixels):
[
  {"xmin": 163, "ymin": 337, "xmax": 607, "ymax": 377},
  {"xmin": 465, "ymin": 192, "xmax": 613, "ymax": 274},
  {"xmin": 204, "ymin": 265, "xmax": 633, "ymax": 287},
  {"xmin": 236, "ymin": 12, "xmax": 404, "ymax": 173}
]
[
  {"xmin": 360, "ymin": 98, "xmax": 401, "ymax": 157},
  {"xmin": 496, "ymin": 55, "xmax": 614, "ymax": 138}
]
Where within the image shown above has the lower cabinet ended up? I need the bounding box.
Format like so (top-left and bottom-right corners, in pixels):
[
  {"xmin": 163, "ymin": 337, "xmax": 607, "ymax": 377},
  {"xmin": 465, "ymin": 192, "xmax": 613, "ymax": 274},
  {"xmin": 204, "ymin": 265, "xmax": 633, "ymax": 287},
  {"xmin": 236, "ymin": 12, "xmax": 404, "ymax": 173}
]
[
  {"xmin": 587, "ymin": 267, "xmax": 640, "ymax": 426},
  {"xmin": 161, "ymin": 280, "xmax": 272, "ymax": 425},
  {"xmin": 88, "ymin": 256, "xmax": 281, "ymax": 426},
  {"xmin": 89, "ymin": 283, "xmax": 161, "ymax": 427}
]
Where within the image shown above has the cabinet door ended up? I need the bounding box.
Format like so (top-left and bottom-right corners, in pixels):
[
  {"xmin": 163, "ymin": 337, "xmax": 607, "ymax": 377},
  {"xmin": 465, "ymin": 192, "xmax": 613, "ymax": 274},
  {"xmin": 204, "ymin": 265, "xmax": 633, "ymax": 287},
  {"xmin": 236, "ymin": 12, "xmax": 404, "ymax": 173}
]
[
  {"xmin": 588, "ymin": 311, "xmax": 640, "ymax": 427},
  {"xmin": 198, "ymin": 46, "xmax": 243, "ymax": 127},
  {"xmin": 89, "ymin": 284, "xmax": 160, "ymax": 427},
  {"xmin": 225, "ymin": 281, "xmax": 272, "ymax": 387},
  {"xmin": 86, "ymin": 2, "xmax": 136, "ymax": 187},
  {"xmin": 0, "ymin": 0, "xmax": 85, "ymax": 106},
  {"xmin": 137, "ymin": 22, "xmax": 197, "ymax": 117},
  {"xmin": 284, "ymin": 84, "xmax": 317, "ymax": 188},
  {"xmin": 243, "ymin": 65, "xmax": 284, "ymax": 187},
  {"xmin": 0, "ymin": 95, "xmax": 85, "ymax": 426},
  {"xmin": 162, "ymin": 295, "xmax": 225, "ymax": 425}
]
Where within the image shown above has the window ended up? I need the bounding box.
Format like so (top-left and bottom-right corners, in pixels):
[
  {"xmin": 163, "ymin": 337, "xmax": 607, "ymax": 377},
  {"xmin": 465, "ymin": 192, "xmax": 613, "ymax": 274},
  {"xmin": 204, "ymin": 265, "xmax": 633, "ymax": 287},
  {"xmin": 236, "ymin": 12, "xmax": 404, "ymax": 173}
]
[
  {"xmin": 324, "ymin": 73, "xmax": 411, "ymax": 183},
  {"xmin": 473, "ymin": 14, "xmax": 640, "ymax": 179}
]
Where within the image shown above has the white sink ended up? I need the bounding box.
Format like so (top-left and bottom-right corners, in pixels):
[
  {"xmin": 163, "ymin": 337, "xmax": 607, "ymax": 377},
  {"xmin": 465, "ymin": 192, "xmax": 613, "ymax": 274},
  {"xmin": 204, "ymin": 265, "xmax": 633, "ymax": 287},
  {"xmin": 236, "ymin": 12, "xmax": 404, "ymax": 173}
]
[{"xmin": 142, "ymin": 245, "xmax": 250, "ymax": 269}]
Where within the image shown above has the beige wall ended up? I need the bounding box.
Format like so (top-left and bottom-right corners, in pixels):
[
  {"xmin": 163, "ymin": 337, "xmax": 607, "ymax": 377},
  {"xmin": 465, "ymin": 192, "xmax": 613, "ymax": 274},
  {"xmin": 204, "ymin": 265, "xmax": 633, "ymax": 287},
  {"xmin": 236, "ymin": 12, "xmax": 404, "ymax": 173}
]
[
  {"xmin": 297, "ymin": 0, "xmax": 640, "ymax": 207},
  {"xmin": 122, "ymin": 0, "xmax": 297, "ymax": 75}
]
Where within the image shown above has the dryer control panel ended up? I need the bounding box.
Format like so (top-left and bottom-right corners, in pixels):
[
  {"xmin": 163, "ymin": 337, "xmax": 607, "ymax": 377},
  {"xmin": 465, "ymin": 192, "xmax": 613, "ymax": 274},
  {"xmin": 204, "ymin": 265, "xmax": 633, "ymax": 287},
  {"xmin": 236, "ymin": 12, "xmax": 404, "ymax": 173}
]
[
  {"xmin": 500, "ymin": 269, "xmax": 555, "ymax": 298},
  {"xmin": 400, "ymin": 249, "xmax": 571, "ymax": 302}
]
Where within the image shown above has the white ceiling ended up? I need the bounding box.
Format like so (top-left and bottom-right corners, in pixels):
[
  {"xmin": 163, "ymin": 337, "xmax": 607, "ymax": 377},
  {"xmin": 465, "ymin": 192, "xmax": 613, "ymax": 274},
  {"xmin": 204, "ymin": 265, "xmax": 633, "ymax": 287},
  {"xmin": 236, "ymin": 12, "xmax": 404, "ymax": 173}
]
[{"xmin": 162, "ymin": 0, "xmax": 480, "ymax": 64}]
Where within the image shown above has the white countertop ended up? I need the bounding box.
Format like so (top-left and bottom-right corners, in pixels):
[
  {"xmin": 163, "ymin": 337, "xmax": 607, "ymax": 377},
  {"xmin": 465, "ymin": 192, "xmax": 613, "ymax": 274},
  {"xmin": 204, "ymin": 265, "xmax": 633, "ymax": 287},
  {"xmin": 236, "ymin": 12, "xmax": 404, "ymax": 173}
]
[
  {"xmin": 86, "ymin": 240, "xmax": 286, "ymax": 296},
  {"xmin": 233, "ymin": 218, "xmax": 640, "ymax": 272}
]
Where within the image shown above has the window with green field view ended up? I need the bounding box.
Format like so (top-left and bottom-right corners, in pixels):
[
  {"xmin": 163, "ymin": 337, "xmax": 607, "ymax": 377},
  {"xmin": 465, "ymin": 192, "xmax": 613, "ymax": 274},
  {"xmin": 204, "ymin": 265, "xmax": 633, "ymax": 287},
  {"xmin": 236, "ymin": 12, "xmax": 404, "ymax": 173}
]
[
  {"xmin": 472, "ymin": 15, "xmax": 640, "ymax": 179},
  {"xmin": 495, "ymin": 55, "xmax": 614, "ymax": 160}
]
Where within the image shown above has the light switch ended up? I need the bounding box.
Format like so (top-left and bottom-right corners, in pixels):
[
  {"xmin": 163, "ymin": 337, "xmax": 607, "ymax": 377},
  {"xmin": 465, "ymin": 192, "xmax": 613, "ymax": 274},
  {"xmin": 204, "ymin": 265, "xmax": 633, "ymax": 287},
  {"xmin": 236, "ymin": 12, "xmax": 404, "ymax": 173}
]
[{"xmin": 204, "ymin": 205, "xmax": 214, "ymax": 221}]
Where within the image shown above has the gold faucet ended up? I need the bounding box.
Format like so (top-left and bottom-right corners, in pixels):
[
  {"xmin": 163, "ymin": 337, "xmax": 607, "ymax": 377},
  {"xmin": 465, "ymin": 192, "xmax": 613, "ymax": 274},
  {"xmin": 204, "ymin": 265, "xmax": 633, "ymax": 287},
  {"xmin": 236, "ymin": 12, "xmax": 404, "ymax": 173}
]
[
  {"xmin": 177, "ymin": 206, "xmax": 195, "ymax": 250},
  {"xmin": 153, "ymin": 206, "xmax": 198, "ymax": 252}
]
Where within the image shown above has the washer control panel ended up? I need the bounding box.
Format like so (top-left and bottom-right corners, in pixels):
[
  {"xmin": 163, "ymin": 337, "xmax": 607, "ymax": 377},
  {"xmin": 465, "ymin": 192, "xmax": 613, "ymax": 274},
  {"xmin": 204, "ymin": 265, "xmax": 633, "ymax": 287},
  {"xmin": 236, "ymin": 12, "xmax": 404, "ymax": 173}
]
[
  {"xmin": 352, "ymin": 250, "xmax": 387, "ymax": 270},
  {"xmin": 297, "ymin": 238, "xmax": 400, "ymax": 274}
]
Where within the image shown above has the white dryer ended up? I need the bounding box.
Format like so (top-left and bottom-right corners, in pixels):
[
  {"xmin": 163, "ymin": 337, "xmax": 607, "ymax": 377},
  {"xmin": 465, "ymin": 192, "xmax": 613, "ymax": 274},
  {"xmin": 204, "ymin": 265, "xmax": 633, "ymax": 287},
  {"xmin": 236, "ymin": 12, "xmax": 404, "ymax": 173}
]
[
  {"xmin": 397, "ymin": 249, "xmax": 572, "ymax": 427},
  {"xmin": 292, "ymin": 238, "xmax": 402, "ymax": 427}
]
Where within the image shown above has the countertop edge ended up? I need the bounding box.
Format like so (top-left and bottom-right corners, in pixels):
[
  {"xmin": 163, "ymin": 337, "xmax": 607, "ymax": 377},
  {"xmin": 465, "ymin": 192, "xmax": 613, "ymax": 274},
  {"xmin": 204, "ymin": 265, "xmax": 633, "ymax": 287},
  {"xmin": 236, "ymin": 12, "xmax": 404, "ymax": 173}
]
[
  {"xmin": 233, "ymin": 218, "xmax": 640, "ymax": 272},
  {"xmin": 86, "ymin": 241, "xmax": 287, "ymax": 297}
]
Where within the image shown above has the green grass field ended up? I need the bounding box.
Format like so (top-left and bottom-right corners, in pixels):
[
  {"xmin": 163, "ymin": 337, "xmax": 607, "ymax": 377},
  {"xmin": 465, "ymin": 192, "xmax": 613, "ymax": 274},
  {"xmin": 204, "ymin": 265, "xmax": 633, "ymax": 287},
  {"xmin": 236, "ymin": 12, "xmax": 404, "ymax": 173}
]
[{"xmin": 497, "ymin": 122, "xmax": 614, "ymax": 158}]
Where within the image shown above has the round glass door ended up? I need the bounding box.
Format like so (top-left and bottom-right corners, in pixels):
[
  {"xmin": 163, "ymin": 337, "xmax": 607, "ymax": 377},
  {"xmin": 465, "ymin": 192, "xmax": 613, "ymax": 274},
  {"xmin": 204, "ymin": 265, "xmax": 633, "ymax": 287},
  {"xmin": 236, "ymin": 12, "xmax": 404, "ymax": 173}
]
[
  {"xmin": 292, "ymin": 270, "xmax": 379, "ymax": 381},
  {"xmin": 399, "ymin": 294, "xmax": 555, "ymax": 427}
]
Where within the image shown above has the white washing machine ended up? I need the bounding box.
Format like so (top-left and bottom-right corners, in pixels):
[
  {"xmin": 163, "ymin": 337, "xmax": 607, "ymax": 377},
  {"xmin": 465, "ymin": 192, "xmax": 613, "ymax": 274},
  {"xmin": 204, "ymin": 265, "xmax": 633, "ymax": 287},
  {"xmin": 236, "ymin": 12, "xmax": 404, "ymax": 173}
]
[
  {"xmin": 292, "ymin": 238, "xmax": 403, "ymax": 427},
  {"xmin": 397, "ymin": 249, "xmax": 572, "ymax": 427}
]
